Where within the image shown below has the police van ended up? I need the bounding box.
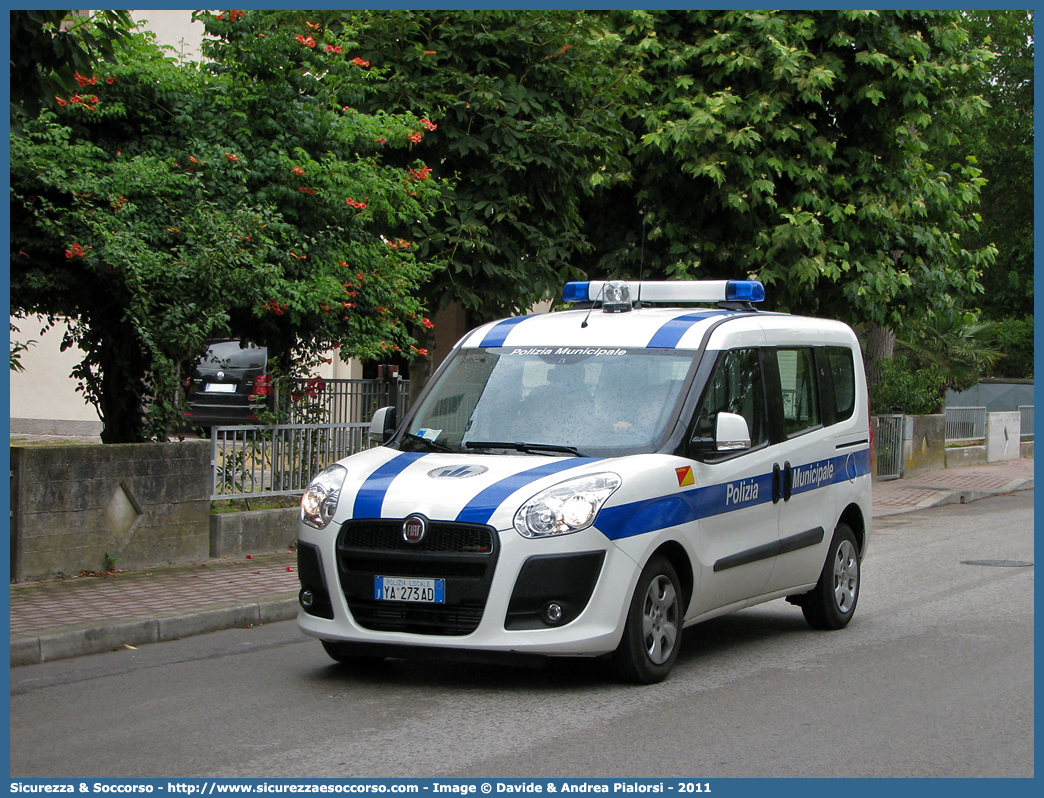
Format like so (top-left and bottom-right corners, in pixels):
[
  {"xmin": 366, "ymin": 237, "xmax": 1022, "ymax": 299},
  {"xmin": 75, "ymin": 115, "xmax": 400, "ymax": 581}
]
[{"xmin": 296, "ymin": 280, "xmax": 871, "ymax": 683}]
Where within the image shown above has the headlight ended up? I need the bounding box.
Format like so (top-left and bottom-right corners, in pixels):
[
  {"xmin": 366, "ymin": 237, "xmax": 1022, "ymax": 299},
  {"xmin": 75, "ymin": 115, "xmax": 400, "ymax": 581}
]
[
  {"xmin": 301, "ymin": 464, "xmax": 348, "ymax": 530},
  {"xmin": 514, "ymin": 472, "xmax": 622, "ymax": 538}
]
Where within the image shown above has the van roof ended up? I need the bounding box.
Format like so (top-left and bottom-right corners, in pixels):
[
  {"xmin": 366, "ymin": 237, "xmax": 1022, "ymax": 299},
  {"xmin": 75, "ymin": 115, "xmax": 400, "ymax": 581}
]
[{"xmin": 459, "ymin": 306, "xmax": 758, "ymax": 351}]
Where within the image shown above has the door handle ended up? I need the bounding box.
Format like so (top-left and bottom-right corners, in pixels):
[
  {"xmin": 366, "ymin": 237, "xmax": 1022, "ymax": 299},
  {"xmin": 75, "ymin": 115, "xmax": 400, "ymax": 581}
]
[
  {"xmin": 772, "ymin": 463, "xmax": 782, "ymax": 504},
  {"xmin": 783, "ymin": 461, "xmax": 793, "ymax": 502}
]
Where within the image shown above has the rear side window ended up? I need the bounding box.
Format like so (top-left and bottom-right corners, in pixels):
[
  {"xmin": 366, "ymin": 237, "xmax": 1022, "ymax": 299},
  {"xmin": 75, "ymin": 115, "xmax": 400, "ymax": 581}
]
[
  {"xmin": 776, "ymin": 348, "xmax": 820, "ymax": 436},
  {"xmin": 826, "ymin": 346, "xmax": 856, "ymax": 421}
]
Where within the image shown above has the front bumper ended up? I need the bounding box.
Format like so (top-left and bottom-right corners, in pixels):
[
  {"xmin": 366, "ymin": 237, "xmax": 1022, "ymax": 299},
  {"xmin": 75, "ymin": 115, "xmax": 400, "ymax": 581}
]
[{"xmin": 296, "ymin": 518, "xmax": 639, "ymax": 657}]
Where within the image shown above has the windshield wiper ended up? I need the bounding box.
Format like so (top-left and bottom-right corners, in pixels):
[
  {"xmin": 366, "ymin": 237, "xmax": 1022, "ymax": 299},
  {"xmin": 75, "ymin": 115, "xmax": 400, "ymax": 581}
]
[
  {"xmin": 464, "ymin": 441, "xmax": 583, "ymax": 457},
  {"xmin": 403, "ymin": 432, "xmax": 454, "ymax": 452}
]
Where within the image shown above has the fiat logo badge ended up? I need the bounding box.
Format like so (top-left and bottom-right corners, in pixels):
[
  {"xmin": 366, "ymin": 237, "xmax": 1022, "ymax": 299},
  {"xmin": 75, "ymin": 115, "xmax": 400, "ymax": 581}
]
[{"xmin": 402, "ymin": 514, "xmax": 428, "ymax": 544}]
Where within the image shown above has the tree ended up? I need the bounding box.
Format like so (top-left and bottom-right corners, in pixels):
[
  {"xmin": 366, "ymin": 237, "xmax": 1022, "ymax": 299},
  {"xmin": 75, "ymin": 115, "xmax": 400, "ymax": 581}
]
[
  {"xmin": 9, "ymin": 10, "xmax": 134, "ymax": 132},
  {"xmin": 947, "ymin": 11, "xmax": 1033, "ymax": 321},
  {"xmin": 346, "ymin": 10, "xmax": 638, "ymax": 325},
  {"xmin": 10, "ymin": 13, "xmax": 442, "ymax": 443},
  {"xmin": 578, "ymin": 11, "xmax": 996, "ymax": 384}
]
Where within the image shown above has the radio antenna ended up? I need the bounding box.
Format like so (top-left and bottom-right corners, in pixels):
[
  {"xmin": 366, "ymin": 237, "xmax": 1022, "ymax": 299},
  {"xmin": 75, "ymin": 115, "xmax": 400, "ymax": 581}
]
[
  {"xmin": 634, "ymin": 212, "xmax": 645, "ymax": 310},
  {"xmin": 580, "ymin": 281, "xmax": 604, "ymax": 328}
]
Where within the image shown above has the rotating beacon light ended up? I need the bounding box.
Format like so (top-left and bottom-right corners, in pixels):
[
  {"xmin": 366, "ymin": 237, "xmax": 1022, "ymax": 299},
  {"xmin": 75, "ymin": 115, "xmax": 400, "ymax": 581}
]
[{"xmin": 563, "ymin": 279, "xmax": 765, "ymax": 308}]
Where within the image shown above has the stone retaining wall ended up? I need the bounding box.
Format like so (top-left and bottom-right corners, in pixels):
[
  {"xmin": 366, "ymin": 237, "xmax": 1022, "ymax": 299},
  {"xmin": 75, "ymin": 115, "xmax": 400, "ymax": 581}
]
[
  {"xmin": 10, "ymin": 442, "xmax": 211, "ymax": 582},
  {"xmin": 210, "ymin": 507, "xmax": 299, "ymax": 557}
]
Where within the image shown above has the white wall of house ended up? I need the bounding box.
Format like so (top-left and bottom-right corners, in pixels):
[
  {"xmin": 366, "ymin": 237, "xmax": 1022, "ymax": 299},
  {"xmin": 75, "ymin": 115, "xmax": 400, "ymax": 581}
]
[
  {"xmin": 9, "ymin": 317, "xmax": 103, "ymax": 436},
  {"xmin": 130, "ymin": 9, "xmax": 204, "ymax": 61}
]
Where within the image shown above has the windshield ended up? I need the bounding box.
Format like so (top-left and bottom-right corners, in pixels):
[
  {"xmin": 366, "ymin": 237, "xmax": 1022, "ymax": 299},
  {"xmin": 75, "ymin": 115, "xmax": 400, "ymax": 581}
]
[
  {"xmin": 401, "ymin": 347, "xmax": 697, "ymax": 457},
  {"xmin": 202, "ymin": 340, "xmax": 266, "ymax": 369}
]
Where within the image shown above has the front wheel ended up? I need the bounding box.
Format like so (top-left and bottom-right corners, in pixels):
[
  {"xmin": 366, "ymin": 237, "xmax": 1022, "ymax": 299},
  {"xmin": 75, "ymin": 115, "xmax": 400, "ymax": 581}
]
[
  {"xmin": 612, "ymin": 555, "xmax": 683, "ymax": 684},
  {"xmin": 801, "ymin": 522, "xmax": 860, "ymax": 630}
]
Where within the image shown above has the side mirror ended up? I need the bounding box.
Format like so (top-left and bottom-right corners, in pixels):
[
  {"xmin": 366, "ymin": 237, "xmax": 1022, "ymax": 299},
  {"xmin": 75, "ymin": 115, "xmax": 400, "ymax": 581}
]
[
  {"xmin": 715, "ymin": 412, "xmax": 751, "ymax": 451},
  {"xmin": 690, "ymin": 411, "xmax": 751, "ymax": 456},
  {"xmin": 368, "ymin": 406, "xmax": 397, "ymax": 444}
]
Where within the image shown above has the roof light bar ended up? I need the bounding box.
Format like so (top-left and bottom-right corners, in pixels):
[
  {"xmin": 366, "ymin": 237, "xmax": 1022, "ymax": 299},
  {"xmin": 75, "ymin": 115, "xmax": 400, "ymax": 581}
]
[{"xmin": 563, "ymin": 280, "xmax": 765, "ymax": 305}]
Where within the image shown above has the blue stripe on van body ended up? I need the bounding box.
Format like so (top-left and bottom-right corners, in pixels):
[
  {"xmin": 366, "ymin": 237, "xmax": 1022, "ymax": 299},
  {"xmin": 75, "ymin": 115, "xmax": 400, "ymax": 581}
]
[
  {"xmin": 596, "ymin": 449, "xmax": 870, "ymax": 541},
  {"xmin": 788, "ymin": 449, "xmax": 872, "ymax": 498},
  {"xmin": 596, "ymin": 471, "xmax": 776, "ymax": 541},
  {"xmin": 479, "ymin": 315, "xmax": 534, "ymax": 348},
  {"xmin": 455, "ymin": 458, "xmax": 600, "ymax": 525},
  {"xmin": 647, "ymin": 310, "xmax": 730, "ymax": 349},
  {"xmin": 352, "ymin": 451, "xmax": 427, "ymax": 518}
]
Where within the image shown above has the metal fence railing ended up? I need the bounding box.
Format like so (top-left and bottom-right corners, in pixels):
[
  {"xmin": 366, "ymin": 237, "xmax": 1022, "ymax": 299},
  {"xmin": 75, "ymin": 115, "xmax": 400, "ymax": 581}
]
[
  {"xmin": 1018, "ymin": 405, "xmax": 1034, "ymax": 440},
  {"xmin": 944, "ymin": 406, "xmax": 987, "ymax": 442},
  {"xmin": 282, "ymin": 377, "xmax": 409, "ymax": 425},
  {"xmin": 210, "ymin": 422, "xmax": 371, "ymax": 501},
  {"xmin": 874, "ymin": 414, "xmax": 904, "ymax": 480}
]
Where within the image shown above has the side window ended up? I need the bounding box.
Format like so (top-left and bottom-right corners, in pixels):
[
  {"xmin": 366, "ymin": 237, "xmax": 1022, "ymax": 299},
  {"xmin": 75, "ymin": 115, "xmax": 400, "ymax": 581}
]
[
  {"xmin": 826, "ymin": 347, "xmax": 856, "ymax": 421},
  {"xmin": 776, "ymin": 348, "xmax": 820, "ymax": 436},
  {"xmin": 692, "ymin": 348, "xmax": 767, "ymax": 451}
]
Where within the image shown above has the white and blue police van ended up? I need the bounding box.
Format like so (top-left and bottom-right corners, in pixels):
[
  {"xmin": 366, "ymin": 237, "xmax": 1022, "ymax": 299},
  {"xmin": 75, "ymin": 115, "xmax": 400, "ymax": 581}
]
[{"xmin": 296, "ymin": 279, "xmax": 871, "ymax": 683}]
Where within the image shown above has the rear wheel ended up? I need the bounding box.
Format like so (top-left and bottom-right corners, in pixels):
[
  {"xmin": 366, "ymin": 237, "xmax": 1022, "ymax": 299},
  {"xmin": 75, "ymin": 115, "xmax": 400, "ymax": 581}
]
[
  {"xmin": 612, "ymin": 555, "xmax": 682, "ymax": 684},
  {"xmin": 801, "ymin": 522, "xmax": 860, "ymax": 630}
]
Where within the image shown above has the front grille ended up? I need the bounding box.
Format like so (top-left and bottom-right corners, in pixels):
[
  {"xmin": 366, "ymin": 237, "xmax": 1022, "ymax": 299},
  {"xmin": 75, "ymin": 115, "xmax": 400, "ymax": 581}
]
[
  {"xmin": 337, "ymin": 518, "xmax": 499, "ymax": 636},
  {"xmin": 340, "ymin": 519, "xmax": 494, "ymax": 554},
  {"xmin": 346, "ymin": 602, "xmax": 486, "ymax": 636}
]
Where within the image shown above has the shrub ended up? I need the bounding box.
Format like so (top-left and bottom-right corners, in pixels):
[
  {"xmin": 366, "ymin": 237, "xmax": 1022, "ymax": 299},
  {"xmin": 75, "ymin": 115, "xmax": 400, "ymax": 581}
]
[
  {"xmin": 983, "ymin": 317, "xmax": 1034, "ymax": 379},
  {"xmin": 870, "ymin": 356, "xmax": 945, "ymax": 415}
]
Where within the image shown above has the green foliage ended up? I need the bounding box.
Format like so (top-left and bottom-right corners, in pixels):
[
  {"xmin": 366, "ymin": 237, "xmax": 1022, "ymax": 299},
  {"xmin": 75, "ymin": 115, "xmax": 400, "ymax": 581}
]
[
  {"xmin": 9, "ymin": 337, "xmax": 36, "ymax": 373},
  {"xmin": 347, "ymin": 10, "xmax": 638, "ymax": 320},
  {"xmin": 870, "ymin": 356, "xmax": 945, "ymax": 415},
  {"xmin": 10, "ymin": 15, "xmax": 442, "ymax": 442},
  {"xmin": 9, "ymin": 10, "xmax": 134, "ymax": 131},
  {"xmin": 982, "ymin": 317, "xmax": 1034, "ymax": 379},
  {"xmin": 897, "ymin": 303, "xmax": 1001, "ymax": 392},
  {"xmin": 580, "ymin": 10, "xmax": 996, "ymax": 334},
  {"xmin": 942, "ymin": 11, "xmax": 1033, "ymax": 320}
]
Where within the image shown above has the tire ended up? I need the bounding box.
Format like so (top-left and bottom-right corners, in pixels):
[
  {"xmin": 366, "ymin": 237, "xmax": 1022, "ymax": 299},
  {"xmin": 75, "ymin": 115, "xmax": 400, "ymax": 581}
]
[
  {"xmin": 801, "ymin": 522, "xmax": 860, "ymax": 630},
  {"xmin": 612, "ymin": 555, "xmax": 683, "ymax": 684},
  {"xmin": 321, "ymin": 640, "xmax": 385, "ymax": 667}
]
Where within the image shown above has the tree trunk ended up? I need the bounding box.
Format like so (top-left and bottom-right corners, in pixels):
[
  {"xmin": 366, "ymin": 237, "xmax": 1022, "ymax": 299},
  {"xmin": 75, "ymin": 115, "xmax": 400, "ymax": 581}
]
[
  {"xmin": 864, "ymin": 323, "xmax": 896, "ymax": 393},
  {"xmin": 407, "ymin": 301, "xmax": 470, "ymax": 407},
  {"xmin": 95, "ymin": 319, "xmax": 150, "ymax": 444}
]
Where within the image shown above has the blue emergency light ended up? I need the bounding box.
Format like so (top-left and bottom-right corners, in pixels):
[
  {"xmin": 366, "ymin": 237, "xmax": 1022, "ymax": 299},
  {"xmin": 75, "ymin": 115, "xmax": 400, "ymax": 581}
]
[
  {"xmin": 725, "ymin": 280, "xmax": 766, "ymax": 303},
  {"xmin": 563, "ymin": 279, "xmax": 765, "ymax": 306},
  {"xmin": 562, "ymin": 282, "xmax": 592, "ymax": 303}
]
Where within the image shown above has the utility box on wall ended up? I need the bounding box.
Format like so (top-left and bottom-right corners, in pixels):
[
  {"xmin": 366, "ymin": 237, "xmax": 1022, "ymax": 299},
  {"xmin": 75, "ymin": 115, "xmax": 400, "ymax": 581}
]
[{"xmin": 10, "ymin": 441, "xmax": 211, "ymax": 582}]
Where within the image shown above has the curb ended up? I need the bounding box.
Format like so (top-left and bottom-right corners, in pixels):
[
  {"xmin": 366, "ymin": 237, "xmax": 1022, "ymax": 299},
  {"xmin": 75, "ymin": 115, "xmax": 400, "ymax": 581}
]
[
  {"xmin": 872, "ymin": 476, "xmax": 1034, "ymax": 517},
  {"xmin": 914, "ymin": 476, "xmax": 1033, "ymax": 511},
  {"xmin": 11, "ymin": 593, "xmax": 298, "ymax": 667}
]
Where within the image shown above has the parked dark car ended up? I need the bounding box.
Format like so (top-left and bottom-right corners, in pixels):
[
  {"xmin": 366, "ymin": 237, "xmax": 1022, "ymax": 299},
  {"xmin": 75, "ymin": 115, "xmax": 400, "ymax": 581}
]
[{"xmin": 183, "ymin": 340, "xmax": 272, "ymax": 431}]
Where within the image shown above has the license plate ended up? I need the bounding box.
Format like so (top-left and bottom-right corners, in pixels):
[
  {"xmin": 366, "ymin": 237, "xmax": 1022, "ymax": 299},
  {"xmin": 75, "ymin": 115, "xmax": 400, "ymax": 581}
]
[
  {"xmin": 374, "ymin": 576, "xmax": 445, "ymax": 603},
  {"xmin": 205, "ymin": 383, "xmax": 236, "ymax": 393}
]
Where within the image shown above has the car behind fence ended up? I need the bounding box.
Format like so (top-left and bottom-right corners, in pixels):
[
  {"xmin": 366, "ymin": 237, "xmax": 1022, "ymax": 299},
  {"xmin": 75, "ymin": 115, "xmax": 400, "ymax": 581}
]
[{"xmin": 208, "ymin": 376, "xmax": 409, "ymax": 501}]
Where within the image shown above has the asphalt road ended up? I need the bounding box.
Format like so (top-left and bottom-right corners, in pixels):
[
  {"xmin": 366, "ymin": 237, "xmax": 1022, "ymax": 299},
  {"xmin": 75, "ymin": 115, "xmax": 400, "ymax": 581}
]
[{"xmin": 9, "ymin": 492, "xmax": 1034, "ymax": 779}]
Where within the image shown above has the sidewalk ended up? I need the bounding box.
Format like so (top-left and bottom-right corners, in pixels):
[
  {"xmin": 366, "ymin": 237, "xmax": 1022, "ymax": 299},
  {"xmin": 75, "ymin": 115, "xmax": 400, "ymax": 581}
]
[{"xmin": 9, "ymin": 458, "xmax": 1033, "ymax": 667}]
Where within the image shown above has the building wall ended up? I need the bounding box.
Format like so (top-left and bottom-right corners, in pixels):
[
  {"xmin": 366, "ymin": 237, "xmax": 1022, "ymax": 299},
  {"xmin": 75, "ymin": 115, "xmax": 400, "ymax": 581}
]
[
  {"xmin": 130, "ymin": 9, "xmax": 203, "ymax": 61},
  {"xmin": 945, "ymin": 380, "xmax": 1034, "ymax": 414},
  {"xmin": 9, "ymin": 317, "xmax": 102, "ymax": 436}
]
